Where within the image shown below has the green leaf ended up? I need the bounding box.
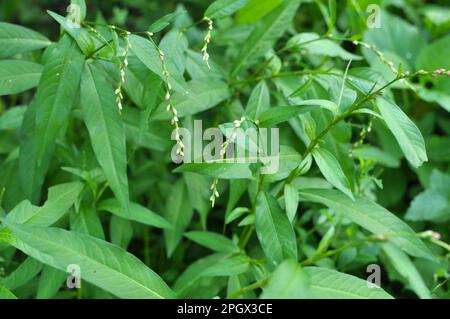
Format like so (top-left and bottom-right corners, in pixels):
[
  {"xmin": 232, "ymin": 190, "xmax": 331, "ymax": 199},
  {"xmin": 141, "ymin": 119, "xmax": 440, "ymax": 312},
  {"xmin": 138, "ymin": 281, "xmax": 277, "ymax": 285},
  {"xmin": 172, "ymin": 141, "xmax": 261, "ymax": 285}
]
[
  {"xmin": 149, "ymin": 11, "xmax": 185, "ymax": 33},
  {"xmin": 174, "ymin": 253, "xmax": 235, "ymax": 297},
  {"xmin": 185, "ymin": 231, "xmax": 239, "ymax": 253},
  {"xmin": 34, "ymin": 36, "xmax": 85, "ymax": 166},
  {"xmin": 231, "ymin": 0, "xmax": 302, "ymax": 76},
  {"xmin": 376, "ymin": 97, "xmax": 428, "ymax": 168},
  {"xmin": 70, "ymin": 205, "xmax": 105, "ymax": 240},
  {"xmin": 152, "ymin": 78, "xmax": 230, "ymax": 120},
  {"xmin": 129, "ymin": 34, "xmax": 188, "ymax": 94},
  {"xmin": 164, "ymin": 180, "xmax": 193, "ymax": 257},
  {"xmin": 174, "ymin": 163, "xmax": 253, "ymax": 179},
  {"xmin": 255, "ymin": 191, "xmax": 297, "ymax": 264},
  {"xmin": 363, "ymin": 12, "xmax": 425, "ymax": 72},
  {"xmin": 287, "ymin": 33, "xmax": 362, "ymax": 60},
  {"xmin": 258, "ymin": 105, "xmax": 315, "ymax": 127},
  {"xmin": 236, "ymin": 0, "xmax": 283, "ymax": 24},
  {"xmin": 3, "ymin": 221, "xmax": 174, "ymax": 299},
  {"xmin": 429, "ymin": 169, "xmax": 450, "ymax": 198},
  {"xmin": 6, "ymin": 181, "xmax": 83, "ymax": 226},
  {"xmin": 304, "ymin": 267, "xmax": 393, "ymax": 299},
  {"xmin": 0, "ymin": 60, "xmax": 42, "ymax": 96},
  {"xmin": 70, "ymin": 0, "xmax": 87, "ymax": 22},
  {"xmin": 19, "ymin": 101, "xmax": 48, "ymax": 202},
  {"xmin": 159, "ymin": 30, "xmax": 188, "ymax": 77},
  {"xmin": 284, "ymin": 183, "xmax": 299, "ymax": 222},
  {"xmin": 0, "ymin": 283, "xmax": 17, "ymax": 299},
  {"xmin": 298, "ymin": 99, "xmax": 340, "ymax": 116},
  {"xmin": 261, "ymin": 259, "xmax": 309, "ymax": 298},
  {"xmin": 0, "ymin": 22, "xmax": 51, "ymax": 59},
  {"xmin": 109, "ymin": 216, "xmax": 133, "ymax": 249},
  {"xmin": 201, "ymin": 254, "xmax": 250, "ymax": 277},
  {"xmin": 3, "ymin": 257, "xmax": 42, "ymax": 290},
  {"xmin": 80, "ymin": 61, "xmax": 130, "ymax": 211},
  {"xmin": 37, "ymin": 266, "xmax": 66, "ymax": 299},
  {"xmin": 351, "ymin": 145, "xmax": 400, "ymax": 168},
  {"xmin": 98, "ymin": 199, "xmax": 171, "ymax": 229},
  {"xmin": 416, "ymin": 35, "xmax": 450, "ymax": 112},
  {"xmin": 245, "ymin": 80, "xmax": 270, "ymax": 120},
  {"xmin": 298, "ymin": 188, "xmax": 435, "ymax": 260},
  {"xmin": 312, "ymin": 147, "xmax": 354, "ymax": 200},
  {"xmin": 183, "ymin": 172, "xmax": 211, "ymax": 229},
  {"xmin": 381, "ymin": 243, "xmax": 431, "ymax": 299},
  {"xmin": 258, "ymin": 100, "xmax": 338, "ymax": 127},
  {"xmin": 0, "ymin": 105, "xmax": 26, "ymax": 130},
  {"xmin": 225, "ymin": 207, "xmax": 250, "ymax": 224},
  {"xmin": 47, "ymin": 11, "xmax": 95, "ymax": 55},
  {"xmin": 405, "ymin": 190, "xmax": 450, "ymax": 222},
  {"xmin": 205, "ymin": 0, "xmax": 250, "ymax": 19}
]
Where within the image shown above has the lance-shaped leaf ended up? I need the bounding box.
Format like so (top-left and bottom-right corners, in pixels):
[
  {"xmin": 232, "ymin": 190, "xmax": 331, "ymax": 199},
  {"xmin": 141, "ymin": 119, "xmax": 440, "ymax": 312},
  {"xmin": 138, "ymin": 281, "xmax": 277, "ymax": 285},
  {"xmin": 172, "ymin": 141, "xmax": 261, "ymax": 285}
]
[
  {"xmin": 377, "ymin": 97, "xmax": 427, "ymax": 168},
  {"xmin": 258, "ymin": 105, "xmax": 315, "ymax": 127},
  {"xmin": 152, "ymin": 78, "xmax": 230, "ymax": 120},
  {"xmin": 129, "ymin": 34, "xmax": 188, "ymax": 94},
  {"xmin": 98, "ymin": 198, "xmax": 171, "ymax": 229},
  {"xmin": 3, "ymin": 257, "xmax": 43, "ymax": 290},
  {"xmin": 6, "ymin": 181, "xmax": 83, "ymax": 226},
  {"xmin": 2, "ymin": 221, "xmax": 174, "ymax": 299},
  {"xmin": 164, "ymin": 180, "xmax": 193, "ymax": 257},
  {"xmin": 245, "ymin": 80, "xmax": 270, "ymax": 120},
  {"xmin": 37, "ymin": 266, "xmax": 66, "ymax": 299},
  {"xmin": 70, "ymin": 205, "xmax": 105, "ymax": 240},
  {"xmin": 174, "ymin": 163, "xmax": 253, "ymax": 179},
  {"xmin": 0, "ymin": 22, "xmax": 51, "ymax": 59},
  {"xmin": 0, "ymin": 60, "xmax": 43, "ymax": 96},
  {"xmin": 299, "ymin": 188, "xmax": 435, "ymax": 260},
  {"xmin": 0, "ymin": 284, "xmax": 17, "ymax": 299},
  {"xmin": 19, "ymin": 101, "xmax": 49, "ymax": 202},
  {"xmin": 312, "ymin": 147, "xmax": 354, "ymax": 200},
  {"xmin": 184, "ymin": 231, "xmax": 239, "ymax": 253},
  {"xmin": 174, "ymin": 253, "xmax": 247, "ymax": 297},
  {"xmin": 261, "ymin": 259, "xmax": 310, "ymax": 299},
  {"xmin": 381, "ymin": 243, "xmax": 431, "ymax": 299},
  {"xmin": 255, "ymin": 191, "xmax": 297, "ymax": 264},
  {"xmin": 231, "ymin": 0, "xmax": 302, "ymax": 76},
  {"xmin": 47, "ymin": 11, "xmax": 95, "ymax": 55},
  {"xmin": 284, "ymin": 183, "xmax": 299, "ymax": 222},
  {"xmin": 35, "ymin": 36, "xmax": 85, "ymax": 166},
  {"xmin": 205, "ymin": 0, "xmax": 250, "ymax": 19},
  {"xmin": 80, "ymin": 61, "xmax": 130, "ymax": 211},
  {"xmin": 304, "ymin": 267, "xmax": 393, "ymax": 299}
]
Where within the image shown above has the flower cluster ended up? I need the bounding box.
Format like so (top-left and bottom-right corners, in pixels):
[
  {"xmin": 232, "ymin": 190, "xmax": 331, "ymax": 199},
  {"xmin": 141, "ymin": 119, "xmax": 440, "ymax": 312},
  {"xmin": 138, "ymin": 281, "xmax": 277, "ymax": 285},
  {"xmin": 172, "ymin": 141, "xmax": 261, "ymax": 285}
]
[
  {"xmin": 431, "ymin": 68, "xmax": 449, "ymax": 77},
  {"xmin": 352, "ymin": 40, "xmax": 398, "ymax": 75},
  {"xmin": 153, "ymin": 38, "xmax": 184, "ymax": 159},
  {"xmin": 349, "ymin": 117, "xmax": 374, "ymax": 157},
  {"xmin": 209, "ymin": 178, "xmax": 219, "ymax": 208},
  {"xmin": 209, "ymin": 116, "xmax": 246, "ymax": 207},
  {"xmin": 115, "ymin": 31, "xmax": 131, "ymax": 111},
  {"xmin": 201, "ymin": 17, "xmax": 213, "ymax": 69}
]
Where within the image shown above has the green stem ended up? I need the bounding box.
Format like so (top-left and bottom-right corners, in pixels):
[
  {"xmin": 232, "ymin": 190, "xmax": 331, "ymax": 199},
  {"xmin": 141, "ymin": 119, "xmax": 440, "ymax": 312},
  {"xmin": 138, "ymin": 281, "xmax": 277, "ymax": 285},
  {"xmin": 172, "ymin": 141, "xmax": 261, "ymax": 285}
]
[
  {"xmin": 229, "ymin": 69, "xmax": 342, "ymax": 86},
  {"xmin": 226, "ymin": 278, "xmax": 269, "ymax": 299}
]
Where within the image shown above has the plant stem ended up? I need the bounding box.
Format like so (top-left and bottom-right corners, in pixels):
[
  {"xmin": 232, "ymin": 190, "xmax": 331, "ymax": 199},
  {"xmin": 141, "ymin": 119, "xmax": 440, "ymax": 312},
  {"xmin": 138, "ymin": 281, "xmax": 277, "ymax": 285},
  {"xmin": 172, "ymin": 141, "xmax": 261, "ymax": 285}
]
[
  {"xmin": 226, "ymin": 278, "xmax": 269, "ymax": 299},
  {"xmin": 229, "ymin": 69, "xmax": 342, "ymax": 86}
]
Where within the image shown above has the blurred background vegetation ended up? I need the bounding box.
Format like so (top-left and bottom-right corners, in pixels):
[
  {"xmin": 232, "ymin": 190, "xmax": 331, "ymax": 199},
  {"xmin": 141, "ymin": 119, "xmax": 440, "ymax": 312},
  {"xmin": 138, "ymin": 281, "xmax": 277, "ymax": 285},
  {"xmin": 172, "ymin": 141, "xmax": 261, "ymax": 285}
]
[{"xmin": 1, "ymin": 0, "xmax": 450, "ymax": 298}]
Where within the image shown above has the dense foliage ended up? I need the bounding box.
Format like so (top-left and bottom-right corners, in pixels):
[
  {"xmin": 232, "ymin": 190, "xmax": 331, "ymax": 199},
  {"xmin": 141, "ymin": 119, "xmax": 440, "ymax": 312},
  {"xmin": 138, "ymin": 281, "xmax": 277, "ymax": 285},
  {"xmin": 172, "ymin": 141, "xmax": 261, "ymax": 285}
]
[{"xmin": 0, "ymin": 0, "xmax": 449, "ymax": 299}]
